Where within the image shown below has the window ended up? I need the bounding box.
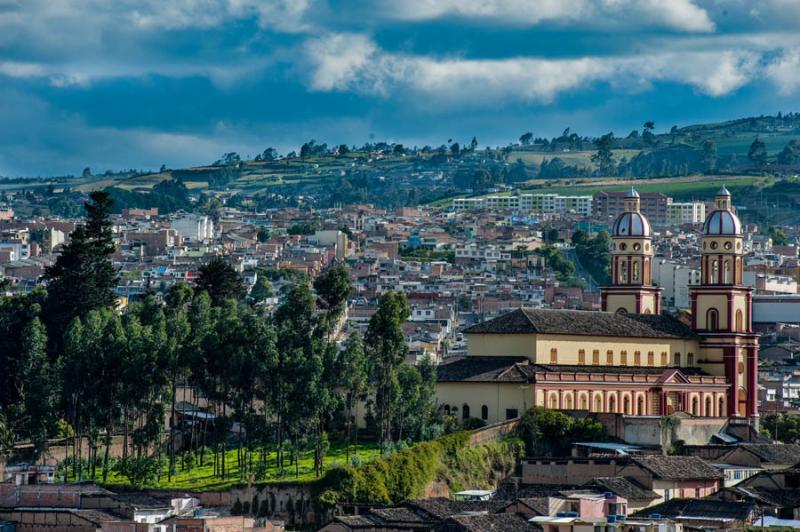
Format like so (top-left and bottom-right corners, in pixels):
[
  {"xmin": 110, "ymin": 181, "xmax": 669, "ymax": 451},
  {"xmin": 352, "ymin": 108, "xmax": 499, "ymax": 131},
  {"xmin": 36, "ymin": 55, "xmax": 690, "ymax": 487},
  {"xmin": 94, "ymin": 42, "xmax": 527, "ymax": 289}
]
[
  {"xmin": 481, "ymin": 405, "xmax": 488, "ymax": 420},
  {"xmin": 607, "ymin": 350, "xmax": 614, "ymax": 364},
  {"xmin": 647, "ymin": 351, "xmax": 654, "ymax": 366},
  {"xmin": 620, "ymin": 261, "xmax": 628, "ymax": 283},
  {"xmin": 707, "ymin": 308, "xmax": 719, "ymax": 331},
  {"xmin": 579, "ymin": 349, "xmax": 586, "ymax": 365},
  {"xmin": 592, "ymin": 350, "xmax": 600, "ymax": 365},
  {"xmin": 712, "ymin": 260, "xmax": 719, "ymax": 283},
  {"xmin": 633, "ymin": 261, "xmax": 640, "ymax": 282},
  {"xmin": 724, "ymin": 261, "xmax": 731, "ymax": 284},
  {"xmin": 634, "ymin": 351, "xmax": 641, "ymax": 366},
  {"xmin": 673, "ymin": 352, "xmax": 681, "ymax": 366},
  {"xmin": 550, "ymin": 348, "xmax": 558, "ymax": 364},
  {"xmin": 505, "ymin": 409, "xmax": 518, "ymax": 420},
  {"xmin": 620, "ymin": 350, "xmax": 628, "ymax": 365},
  {"xmin": 735, "ymin": 309, "xmax": 743, "ymax": 332},
  {"xmin": 661, "ymin": 352, "xmax": 667, "ymax": 365},
  {"xmin": 687, "ymin": 353, "xmax": 695, "ymax": 366},
  {"xmin": 462, "ymin": 404, "xmax": 470, "ymax": 419}
]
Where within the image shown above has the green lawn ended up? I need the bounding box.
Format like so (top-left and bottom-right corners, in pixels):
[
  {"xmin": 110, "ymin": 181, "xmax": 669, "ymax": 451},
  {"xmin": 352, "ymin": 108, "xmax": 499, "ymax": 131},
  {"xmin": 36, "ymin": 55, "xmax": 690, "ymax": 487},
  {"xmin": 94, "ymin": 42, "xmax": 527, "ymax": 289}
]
[{"xmin": 66, "ymin": 443, "xmax": 380, "ymax": 491}]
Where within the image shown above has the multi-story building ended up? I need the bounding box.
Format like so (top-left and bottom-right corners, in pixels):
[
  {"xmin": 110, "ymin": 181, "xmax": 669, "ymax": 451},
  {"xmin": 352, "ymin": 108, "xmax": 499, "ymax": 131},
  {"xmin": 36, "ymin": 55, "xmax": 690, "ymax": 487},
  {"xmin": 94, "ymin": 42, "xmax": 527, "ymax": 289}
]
[
  {"xmin": 668, "ymin": 201, "xmax": 706, "ymax": 225},
  {"xmin": 593, "ymin": 191, "xmax": 669, "ymax": 225},
  {"xmin": 453, "ymin": 194, "xmax": 592, "ymax": 216}
]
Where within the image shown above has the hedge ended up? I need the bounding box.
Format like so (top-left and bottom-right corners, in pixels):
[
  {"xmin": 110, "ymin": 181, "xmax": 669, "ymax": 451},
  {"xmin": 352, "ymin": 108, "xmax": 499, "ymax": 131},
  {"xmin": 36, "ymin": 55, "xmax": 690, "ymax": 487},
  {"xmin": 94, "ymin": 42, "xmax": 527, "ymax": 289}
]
[{"xmin": 316, "ymin": 431, "xmax": 522, "ymax": 506}]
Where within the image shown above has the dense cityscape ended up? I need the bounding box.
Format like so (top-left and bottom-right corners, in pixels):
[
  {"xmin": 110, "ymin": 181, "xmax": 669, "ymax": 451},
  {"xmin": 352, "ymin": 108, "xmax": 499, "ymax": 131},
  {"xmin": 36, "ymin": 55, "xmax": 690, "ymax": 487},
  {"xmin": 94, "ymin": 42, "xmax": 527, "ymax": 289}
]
[{"xmin": 7, "ymin": 1, "xmax": 800, "ymax": 531}]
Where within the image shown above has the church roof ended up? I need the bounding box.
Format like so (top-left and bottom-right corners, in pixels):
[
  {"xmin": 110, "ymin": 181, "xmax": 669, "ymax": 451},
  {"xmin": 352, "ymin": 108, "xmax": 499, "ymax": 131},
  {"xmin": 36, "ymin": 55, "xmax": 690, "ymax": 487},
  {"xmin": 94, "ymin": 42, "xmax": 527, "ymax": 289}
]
[
  {"xmin": 463, "ymin": 308, "xmax": 697, "ymax": 339},
  {"xmin": 436, "ymin": 358, "xmax": 711, "ymax": 383},
  {"xmin": 436, "ymin": 356, "xmax": 531, "ymax": 382}
]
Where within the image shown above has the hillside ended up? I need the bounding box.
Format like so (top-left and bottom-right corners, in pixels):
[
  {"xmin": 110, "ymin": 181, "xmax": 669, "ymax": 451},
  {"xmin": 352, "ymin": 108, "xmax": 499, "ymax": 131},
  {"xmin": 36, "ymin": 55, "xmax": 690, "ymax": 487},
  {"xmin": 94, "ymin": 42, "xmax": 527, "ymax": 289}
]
[{"xmin": 4, "ymin": 113, "xmax": 800, "ymax": 217}]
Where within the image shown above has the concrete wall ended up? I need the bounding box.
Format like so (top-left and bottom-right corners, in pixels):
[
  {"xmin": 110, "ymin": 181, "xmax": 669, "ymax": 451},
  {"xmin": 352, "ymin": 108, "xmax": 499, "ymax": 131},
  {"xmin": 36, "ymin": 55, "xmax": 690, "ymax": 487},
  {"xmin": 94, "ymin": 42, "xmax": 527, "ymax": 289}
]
[{"xmin": 595, "ymin": 414, "xmax": 727, "ymax": 447}]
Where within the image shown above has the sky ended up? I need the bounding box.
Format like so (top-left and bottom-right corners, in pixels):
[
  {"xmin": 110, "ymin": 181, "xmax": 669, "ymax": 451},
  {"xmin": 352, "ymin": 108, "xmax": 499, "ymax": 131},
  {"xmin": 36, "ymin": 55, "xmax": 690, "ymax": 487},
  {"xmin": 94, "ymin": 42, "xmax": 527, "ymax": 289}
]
[{"xmin": 2, "ymin": 1, "xmax": 800, "ymax": 177}]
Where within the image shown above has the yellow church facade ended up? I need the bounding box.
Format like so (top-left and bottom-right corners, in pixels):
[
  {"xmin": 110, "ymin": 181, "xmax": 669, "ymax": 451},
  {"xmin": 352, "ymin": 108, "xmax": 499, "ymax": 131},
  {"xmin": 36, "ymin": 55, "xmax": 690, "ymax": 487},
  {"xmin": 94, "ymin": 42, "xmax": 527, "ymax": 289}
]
[{"xmin": 436, "ymin": 187, "xmax": 758, "ymax": 425}]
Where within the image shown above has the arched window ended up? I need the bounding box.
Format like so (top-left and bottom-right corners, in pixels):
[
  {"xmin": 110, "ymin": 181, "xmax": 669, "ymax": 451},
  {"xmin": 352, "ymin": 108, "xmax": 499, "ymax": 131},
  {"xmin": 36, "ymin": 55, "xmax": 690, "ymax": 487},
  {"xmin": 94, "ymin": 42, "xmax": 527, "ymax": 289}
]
[
  {"xmin": 724, "ymin": 260, "xmax": 731, "ymax": 284},
  {"xmin": 462, "ymin": 404, "xmax": 470, "ymax": 419},
  {"xmin": 687, "ymin": 353, "xmax": 695, "ymax": 366},
  {"xmin": 735, "ymin": 309, "xmax": 743, "ymax": 332},
  {"xmin": 549, "ymin": 395, "xmax": 558, "ymax": 409},
  {"xmin": 592, "ymin": 350, "xmax": 600, "ymax": 365},
  {"xmin": 607, "ymin": 350, "xmax": 614, "ymax": 365},
  {"xmin": 481, "ymin": 405, "xmax": 488, "ymax": 420},
  {"xmin": 691, "ymin": 397, "xmax": 699, "ymax": 416},
  {"xmin": 707, "ymin": 308, "xmax": 719, "ymax": 331},
  {"xmin": 712, "ymin": 260, "xmax": 719, "ymax": 283},
  {"xmin": 661, "ymin": 352, "xmax": 667, "ymax": 365},
  {"xmin": 620, "ymin": 261, "xmax": 628, "ymax": 283},
  {"xmin": 565, "ymin": 394, "xmax": 573, "ymax": 409},
  {"xmin": 594, "ymin": 395, "xmax": 603, "ymax": 412},
  {"xmin": 633, "ymin": 261, "xmax": 640, "ymax": 282},
  {"xmin": 580, "ymin": 395, "xmax": 588, "ymax": 410},
  {"xmin": 609, "ymin": 395, "xmax": 617, "ymax": 413},
  {"xmin": 634, "ymin": 351, "xmax": 641, "ymax": 366},
  {"xmin": 705, "ymin": 396, "xmax": 713, "ymax": 417},
  {"xmin": 647, "ymin": 351, "xmax": 654, "ymax": 366},
  {"xmin": 623, "ymin": 395, "xmax": 631, "ymax": 414},
  {"xmin": 550, "ymin": 348, "xmax": 558, "ymax": 364},
  {"xmin": 616, "ymin": 307, "xmax": 628, "ymax": 315},
  {"xmin": 578, "ymin": 349, "xmax": 586, "ymax": 365},
  {"xmin": 637, "ymin": 396, "xmax": 645, "ymax": 415},
  {"xmin": 620, "ymin": 350, "xmax": 628, "ymax": 365},
  {"xmin": 718, "ymin": 396, "xmax": 725, "ymax": 417},
  {"xmin": 673, "ymin": 352, "xmax": 681, "ymax": 366}
]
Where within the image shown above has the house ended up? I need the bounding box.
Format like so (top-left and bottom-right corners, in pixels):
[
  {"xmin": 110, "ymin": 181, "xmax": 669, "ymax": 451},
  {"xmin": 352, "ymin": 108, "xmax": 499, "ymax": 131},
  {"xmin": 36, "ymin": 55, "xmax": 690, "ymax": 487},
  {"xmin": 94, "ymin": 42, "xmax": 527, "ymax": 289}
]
[
  {"xmin": 522, "ymin": 455, "xmax": 723, "ymax": 505},
  {"xmin": 716, "ymin": 444, "xmax": 800, "ymax": 470},
  {"xmin": 436, "ymin": 513, "xmax": 536, "ymax": 531},
  {"xmin": 630, "ymin": 498, "xmax": 756, "ymax": 530}
]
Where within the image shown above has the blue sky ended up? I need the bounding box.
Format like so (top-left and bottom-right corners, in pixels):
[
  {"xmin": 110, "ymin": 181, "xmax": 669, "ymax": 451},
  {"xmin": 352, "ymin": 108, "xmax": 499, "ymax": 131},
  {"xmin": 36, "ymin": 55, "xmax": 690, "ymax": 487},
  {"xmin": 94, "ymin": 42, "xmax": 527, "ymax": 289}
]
[{"xmin": 2, "ymin": 0, "xmax": 800, "ymax": 176}]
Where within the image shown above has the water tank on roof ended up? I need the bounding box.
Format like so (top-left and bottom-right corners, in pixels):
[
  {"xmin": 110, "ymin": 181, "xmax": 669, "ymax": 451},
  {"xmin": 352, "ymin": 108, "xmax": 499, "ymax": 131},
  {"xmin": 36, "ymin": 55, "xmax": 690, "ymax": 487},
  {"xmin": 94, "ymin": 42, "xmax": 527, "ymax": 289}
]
[{"xmin": 604, "ymin": 492, "xmax": 614, "ymax": 498}]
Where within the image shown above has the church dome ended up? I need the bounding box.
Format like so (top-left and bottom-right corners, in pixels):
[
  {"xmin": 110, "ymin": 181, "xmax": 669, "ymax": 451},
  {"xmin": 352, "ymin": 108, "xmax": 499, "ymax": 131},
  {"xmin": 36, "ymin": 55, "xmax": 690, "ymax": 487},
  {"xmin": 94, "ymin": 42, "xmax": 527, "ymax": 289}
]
[
  {"xmin": 612, "ymin": 211, "xmax": 651, "ymax": 237},
  {"xmin": 703, "ymin": 209, "xmax": 741, "ymax": 236}
]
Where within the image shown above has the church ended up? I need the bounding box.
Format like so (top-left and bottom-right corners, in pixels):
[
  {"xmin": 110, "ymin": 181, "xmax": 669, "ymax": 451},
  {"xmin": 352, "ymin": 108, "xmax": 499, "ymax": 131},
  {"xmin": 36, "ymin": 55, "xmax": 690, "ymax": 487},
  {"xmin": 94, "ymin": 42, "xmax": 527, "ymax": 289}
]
[{"xmin": 436, "ymin": 187, "xmax": 759, "ymax": 426}]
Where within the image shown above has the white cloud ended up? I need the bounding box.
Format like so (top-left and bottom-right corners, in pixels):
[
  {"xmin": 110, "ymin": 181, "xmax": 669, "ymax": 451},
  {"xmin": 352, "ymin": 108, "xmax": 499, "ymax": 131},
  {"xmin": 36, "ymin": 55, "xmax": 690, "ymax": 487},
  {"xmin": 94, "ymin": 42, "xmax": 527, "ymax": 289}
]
[
  {"xmin": 384, "ymin": 0, "xmax": 715, "ymax": 32},
  {"xmin": 765, "ymin": 48, "xmax": 800, "ymax": 95},
  {"xmin": 304, "ymin": 34, "xmax": 763, "ymax": 104},
  {"xmin": 0, "ymin": 61, "xmax": 47, "ymax": 78}
]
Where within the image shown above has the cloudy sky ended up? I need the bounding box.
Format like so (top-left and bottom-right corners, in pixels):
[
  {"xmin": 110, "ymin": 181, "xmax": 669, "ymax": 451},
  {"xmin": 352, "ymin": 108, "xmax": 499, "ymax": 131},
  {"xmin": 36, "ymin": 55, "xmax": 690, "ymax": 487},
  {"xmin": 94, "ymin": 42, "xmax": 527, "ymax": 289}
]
[{"xmin": 2, "ymin": 0, "xmax": 800, "ymax": 176}]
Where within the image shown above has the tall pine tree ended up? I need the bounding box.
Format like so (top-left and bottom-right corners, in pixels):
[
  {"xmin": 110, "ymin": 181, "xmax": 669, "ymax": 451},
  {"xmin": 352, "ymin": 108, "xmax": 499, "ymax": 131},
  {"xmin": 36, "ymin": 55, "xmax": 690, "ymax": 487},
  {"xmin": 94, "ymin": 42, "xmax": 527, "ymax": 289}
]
[{"xmin": 43, "ymin": 191, "xmax": 118, "ymax": 353}]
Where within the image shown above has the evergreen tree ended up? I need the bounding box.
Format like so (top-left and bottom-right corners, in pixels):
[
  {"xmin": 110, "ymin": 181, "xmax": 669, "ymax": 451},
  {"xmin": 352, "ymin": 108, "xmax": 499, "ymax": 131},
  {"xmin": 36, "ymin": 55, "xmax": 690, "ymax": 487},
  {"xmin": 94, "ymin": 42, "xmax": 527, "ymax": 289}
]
[
  {"xmin": 19, "ymin": 317, "xmax": 60, "ymax": 460},
  {"xmin": 748, "ymin": 137, "xmax": 768, "ymax": 168},
  {"xmin": 365, "ymin": 291, "xmax": 410, "ymax": 445},
  {"xmin": 43, "ymin": 191, "xmax": 118, "ymax": 353},
  {"xmin": 196, "ymin": 256, "xmax": 246, "ymax": 305}
]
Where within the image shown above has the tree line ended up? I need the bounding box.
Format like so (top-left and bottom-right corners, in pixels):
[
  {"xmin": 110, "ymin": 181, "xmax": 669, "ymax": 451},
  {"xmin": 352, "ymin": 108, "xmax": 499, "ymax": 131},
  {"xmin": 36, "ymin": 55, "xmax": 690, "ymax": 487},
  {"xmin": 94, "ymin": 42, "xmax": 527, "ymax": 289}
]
[{"xmin": 0, "ymin": 192, "xmax": 440, "ymax": 486}]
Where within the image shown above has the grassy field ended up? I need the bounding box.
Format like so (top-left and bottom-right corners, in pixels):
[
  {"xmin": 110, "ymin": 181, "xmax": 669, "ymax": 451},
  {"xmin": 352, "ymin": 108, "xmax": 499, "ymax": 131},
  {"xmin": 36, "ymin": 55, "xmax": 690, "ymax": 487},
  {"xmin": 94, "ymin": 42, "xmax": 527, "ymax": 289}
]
[
  {"xmin": 67, "ymin": 443, "xmax": 380, "ymax": 491},
  {"xmin": 520, "ymin": 175, "xmax": 769, "ymax": 199},
  {"xmin": 508, "ymin": 149, "xmax": 641, "ymax": 168}
]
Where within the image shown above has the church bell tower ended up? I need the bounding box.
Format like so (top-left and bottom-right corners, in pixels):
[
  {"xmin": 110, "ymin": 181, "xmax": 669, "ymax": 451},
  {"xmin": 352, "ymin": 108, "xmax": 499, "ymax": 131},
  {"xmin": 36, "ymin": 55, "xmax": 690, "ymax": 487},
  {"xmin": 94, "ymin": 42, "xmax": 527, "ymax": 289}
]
[
  {"xmin": 601, "ymin": 188, "xmax": 661, "ymax": 315},
  {"xmin": 691, "ymin": 186, "xmax": 758, "ymax": 422}
]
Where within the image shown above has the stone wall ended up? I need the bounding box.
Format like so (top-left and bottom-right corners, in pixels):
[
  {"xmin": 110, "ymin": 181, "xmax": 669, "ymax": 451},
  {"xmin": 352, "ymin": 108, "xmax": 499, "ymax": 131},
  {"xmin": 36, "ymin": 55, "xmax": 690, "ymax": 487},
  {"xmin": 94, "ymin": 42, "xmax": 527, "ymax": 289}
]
[{"xmin": 468, "ymin": 419, "xmax": 519, "ymax": 446}]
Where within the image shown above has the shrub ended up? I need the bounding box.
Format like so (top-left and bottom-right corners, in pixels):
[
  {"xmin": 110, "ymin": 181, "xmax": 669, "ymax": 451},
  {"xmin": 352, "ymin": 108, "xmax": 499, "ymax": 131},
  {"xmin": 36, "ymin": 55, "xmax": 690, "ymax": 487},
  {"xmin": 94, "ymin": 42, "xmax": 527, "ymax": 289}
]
[{"xmin": 462, "ymin": 417, "xmax": 487, "ymax": 430}]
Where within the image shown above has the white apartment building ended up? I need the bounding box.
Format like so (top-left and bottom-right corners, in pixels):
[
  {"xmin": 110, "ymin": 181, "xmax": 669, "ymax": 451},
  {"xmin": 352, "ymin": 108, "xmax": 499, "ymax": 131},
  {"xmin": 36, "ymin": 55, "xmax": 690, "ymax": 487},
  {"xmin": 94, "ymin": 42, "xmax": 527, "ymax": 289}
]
[
  {"xmin": 667, "ymin": 201, "xmax": 706, "ymax": 225},
  {"xmin": 744, "ymin": 271, "xmax": 798, "ymax": 294},
  {"xmin": 170, "ymin": 214, "xmax": 214, "ymax": 241},
  {"xmin": 652, "ymin": 259, "xmax": 701, "ymax": 309},
  {"xmin": 453, "ymin": 194, "xmax": 592, "ymax": 216}
]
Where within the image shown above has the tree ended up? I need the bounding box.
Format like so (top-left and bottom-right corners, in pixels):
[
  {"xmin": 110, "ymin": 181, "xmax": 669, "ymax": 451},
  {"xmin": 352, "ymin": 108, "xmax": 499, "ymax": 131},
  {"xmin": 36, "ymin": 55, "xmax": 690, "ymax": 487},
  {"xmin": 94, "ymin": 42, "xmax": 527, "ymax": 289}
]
[
  {"xmin": 196, "ymin": 257, "xmax": 246, "ymax": 306},
  {"xmin": 249, "ymin": 276, "xmax": 274, "ymax": 304},
  {"xmin": 393, "ymin": 144, "xmax": 405, "ymax": 156},
  {"xmin": 519, "ymin": 132, "xmax": 533, "ymax": 145},
  {"xmin": 365, "ymin": 292, "xmax": 410, "ymax": 445},
  {"xmin": 450, "ymin": 143, "xmax": 460, "ymax": 157},
  {"xmin": 470, "ymin": 137, "xmax": 478, "ymax": 150},
  {"xmin": 113, "ymin": 456, "xmax": 162, "ymax": 489},
  {"xmin": 339, "ymin": 334, "xmax": 367, "ymax": 459},
  {"xmin": 778, "ymin": 140, "xmax": 800, "ymax": 165},
  {"xmin": 19, "ymin": 317, "xmax": 60, "ymax": 460},
  {"xmin": 701, "ymin": 139, "xmax": 717, "ymax": 173},
  {"xmin": 256, "ymin": 228, "xmax": 270, "ymax": 242},
  {"xmin": 748, "ymin": 137, "xmax": 768, "ymax": 168},
  {"xmin": 642, "ymin": 121, "xmax": 656, "ymax": 146},
  {"xmin": 314, "ymin": 263, "xmax": 353, "ymax": 325},
  {"xmin": 43, "ymin": 191, "xmax": 118, "ymax": 354},
  {"xmin": 82, "ymin": 167, "xmax": 92, "ymax": 178},
  {"xmin": 515, "ymin": 407, "xmax": 607, "ymax": 456},
  {"xmin": 591, "ymin": 133, "xmax": 616, "ymax": 175}
]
